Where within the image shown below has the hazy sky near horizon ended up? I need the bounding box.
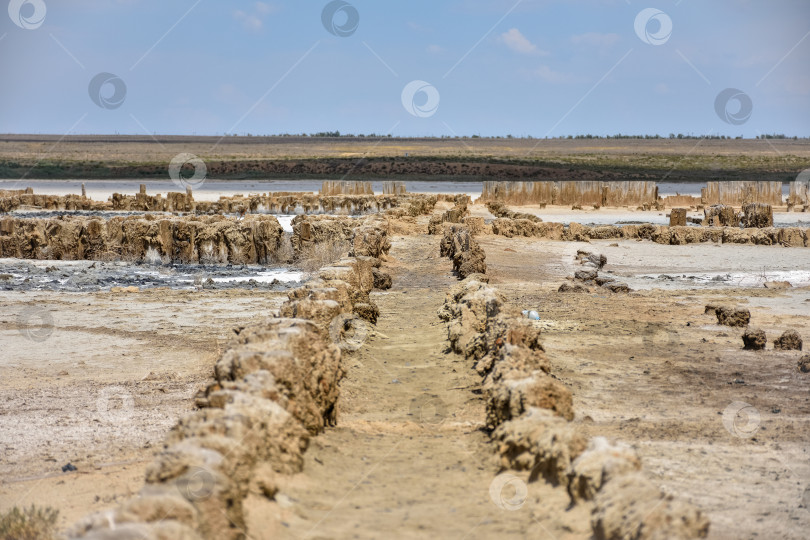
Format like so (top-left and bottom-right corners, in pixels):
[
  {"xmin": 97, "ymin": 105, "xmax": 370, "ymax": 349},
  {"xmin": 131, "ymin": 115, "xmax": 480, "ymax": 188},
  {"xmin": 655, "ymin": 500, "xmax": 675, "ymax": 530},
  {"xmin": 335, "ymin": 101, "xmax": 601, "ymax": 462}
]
[{"xmin": 1, "ymin": 0, "xmax": 809, "ymax": 138}]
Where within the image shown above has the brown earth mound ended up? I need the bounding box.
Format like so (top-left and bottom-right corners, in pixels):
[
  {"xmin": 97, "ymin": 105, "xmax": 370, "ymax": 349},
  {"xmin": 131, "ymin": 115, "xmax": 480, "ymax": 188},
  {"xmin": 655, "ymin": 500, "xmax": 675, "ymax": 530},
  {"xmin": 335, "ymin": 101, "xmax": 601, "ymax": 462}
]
[
  {"xmin": 485, "ymin": 201, "xmax": 543, "ymax": 222},
  {"xmin": 439, "ymin": 224, "xmax": 487, "ymax": 279},
  {"xmin": 774, "ymin": 329, "xmax": 803, "ymax": 351},
  {"xmin": 488, "ymin": 217, "xmax": 809, "ymax": 247},
  {"xmin": 715, "ymin": 306, "xmax": 751, "ymax": 327},
  {"xmin": 428, "ymin": 196, "xmax": 470, "ymax": 234},
  {"xmin": 742, "ymin": 328, "xmax": 767, "ymax": 350}
]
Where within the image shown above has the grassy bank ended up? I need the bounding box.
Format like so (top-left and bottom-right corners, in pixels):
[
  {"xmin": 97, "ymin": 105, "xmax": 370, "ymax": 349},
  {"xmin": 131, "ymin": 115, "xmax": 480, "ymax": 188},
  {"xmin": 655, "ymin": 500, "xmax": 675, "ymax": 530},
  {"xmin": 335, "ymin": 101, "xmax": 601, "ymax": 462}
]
[{"xmin": 1, "ymin": 135, "xmax": 808, "ymax": 181}]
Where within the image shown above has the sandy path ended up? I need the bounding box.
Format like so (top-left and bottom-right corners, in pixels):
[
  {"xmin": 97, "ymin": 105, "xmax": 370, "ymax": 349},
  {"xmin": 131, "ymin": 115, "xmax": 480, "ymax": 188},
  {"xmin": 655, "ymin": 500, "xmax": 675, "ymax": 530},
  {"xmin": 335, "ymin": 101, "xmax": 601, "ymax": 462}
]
[{"xmin": 255, "ymin": 236, "xmax": 588, "ymax": 539}]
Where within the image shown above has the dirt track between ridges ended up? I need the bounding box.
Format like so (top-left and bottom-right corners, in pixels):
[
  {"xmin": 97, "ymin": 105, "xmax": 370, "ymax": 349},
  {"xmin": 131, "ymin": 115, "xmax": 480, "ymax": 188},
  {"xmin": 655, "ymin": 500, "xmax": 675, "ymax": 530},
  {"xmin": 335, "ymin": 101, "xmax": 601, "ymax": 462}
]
[{"xmin": 255, "ymin": 235, "xmax": 589, "ymax": 539}]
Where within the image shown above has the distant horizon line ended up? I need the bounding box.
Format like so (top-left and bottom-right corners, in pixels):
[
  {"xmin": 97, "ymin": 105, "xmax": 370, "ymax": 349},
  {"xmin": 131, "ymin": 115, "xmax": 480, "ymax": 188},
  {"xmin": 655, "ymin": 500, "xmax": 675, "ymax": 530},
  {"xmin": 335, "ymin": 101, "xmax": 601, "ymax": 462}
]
[{"xmin": 1, "ymin": 133, "xmax": 808, "ymax": 141}]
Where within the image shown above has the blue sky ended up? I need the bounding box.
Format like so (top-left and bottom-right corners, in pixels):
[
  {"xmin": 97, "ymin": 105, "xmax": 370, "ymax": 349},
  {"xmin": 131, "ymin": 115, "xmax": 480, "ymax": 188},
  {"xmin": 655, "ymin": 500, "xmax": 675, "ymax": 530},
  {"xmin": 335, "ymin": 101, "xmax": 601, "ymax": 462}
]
[{"xmin": 1, "ymin": 0, "xmax": 808, "ymax": 138}]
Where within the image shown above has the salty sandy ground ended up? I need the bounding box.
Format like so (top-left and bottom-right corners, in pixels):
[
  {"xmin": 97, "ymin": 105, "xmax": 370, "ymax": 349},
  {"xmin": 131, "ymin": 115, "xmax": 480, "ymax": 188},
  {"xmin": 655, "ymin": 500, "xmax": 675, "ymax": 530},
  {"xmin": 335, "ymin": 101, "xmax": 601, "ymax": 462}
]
[
  {"xmin": 0, "ymin": 288, "xmax": 290, "ymax": 528},
  {"xmin": 478, "ymin": 235, "xmax": 810, "ymax": 539},
  {"xmin": 1, "ymin": 210, "xmax": 809, "ymax": 538}
]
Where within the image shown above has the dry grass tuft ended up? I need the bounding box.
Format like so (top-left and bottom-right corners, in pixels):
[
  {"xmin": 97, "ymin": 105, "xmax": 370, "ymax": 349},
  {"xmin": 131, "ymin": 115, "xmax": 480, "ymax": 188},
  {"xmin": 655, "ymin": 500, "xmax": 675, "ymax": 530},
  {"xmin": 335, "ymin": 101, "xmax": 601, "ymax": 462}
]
[
  {"xmin": 271, "ymin": 233, "xmax": 295, "ymax": 264},
  {"xmin": 0, "ymin": 505, "xmax": 59, "ymax": 540},
  {"xmin": 296, "ymin": 240, "xmax": 349, "ymax": 272}
]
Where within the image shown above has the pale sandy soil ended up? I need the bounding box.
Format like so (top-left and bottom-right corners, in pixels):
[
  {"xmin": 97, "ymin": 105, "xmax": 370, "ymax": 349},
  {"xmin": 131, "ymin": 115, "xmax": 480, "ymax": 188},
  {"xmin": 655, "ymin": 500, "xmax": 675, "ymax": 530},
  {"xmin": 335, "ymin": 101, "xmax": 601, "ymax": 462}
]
[
  {"xmin": 0, "ymin": 288, "xmax": 289, "ymax": 530},
  {"xmin": 478, "ymin": 235, "xmax": 810, "ymax": 540}
]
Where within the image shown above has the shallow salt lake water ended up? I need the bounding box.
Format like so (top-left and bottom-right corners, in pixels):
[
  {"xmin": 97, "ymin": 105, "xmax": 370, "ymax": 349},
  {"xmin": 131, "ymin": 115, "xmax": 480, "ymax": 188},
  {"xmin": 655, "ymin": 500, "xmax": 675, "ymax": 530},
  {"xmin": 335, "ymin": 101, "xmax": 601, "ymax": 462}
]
[
  {"xmin": 209, "ymin": 270, "xmax": 304, "ymax": 284},
  {"xmin": 0, "ymin": 258, "xmax": 305, "ymax": 292},
  {"xmin": 631, "ymin": 270, "xmax": 810, "ymax": 289},
  {"xmin": 583, "ymin": 240, "xmax": 810, "ymax": 291},
  {"xmin": 277, "ymin": 215, "xmax": 294, "ymax": 232}
]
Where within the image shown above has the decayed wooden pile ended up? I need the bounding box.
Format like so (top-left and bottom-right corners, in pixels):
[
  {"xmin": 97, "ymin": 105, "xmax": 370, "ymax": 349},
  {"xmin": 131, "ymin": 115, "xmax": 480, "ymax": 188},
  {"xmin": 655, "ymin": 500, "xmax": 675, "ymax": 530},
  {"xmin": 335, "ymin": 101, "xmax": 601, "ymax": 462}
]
[
  {"xmin": 479, "ymin": 181, "xmax": 555, "ymax": 206},
  {"xmin": 789, "ymin": 180, "xmax": 809, "ymax": 207},
  {"xmin": 320, "ymin": 180, "xmax": 373, "ymax": 196},
  {"xmin": 479, "ymin": 181, "xmax": 658, "ymax": 207},
  {"xmin": 701, "ymin": 181, "xmax": 782, "ymax": 206},
  {"xmin": 382, "ymin": 181, "xmax": 407, "ymax": 195},
  {"xmin": 557, "ymin": 181, "xmax": 603, "ymax": 206},
  {"xmin": 661, "ymin": 194, "xmax": 702, "ymax": 207},
  {"xmin": 603, "ymin": 181, "xmax": 659, "ymax": 206}
]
